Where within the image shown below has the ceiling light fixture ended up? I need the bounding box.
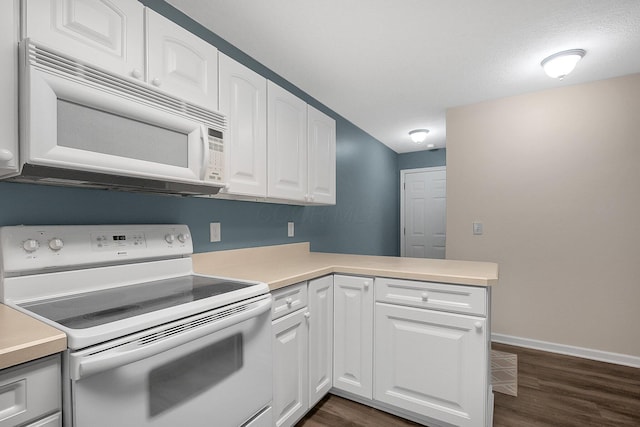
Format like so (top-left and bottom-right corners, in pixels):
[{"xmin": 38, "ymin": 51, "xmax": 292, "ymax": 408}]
[
  {"xmin": 409, "ymin": 129, "xmax": 429, "ymax": 143},
  {"xmin": 541, "ymin": 49, "xmax": 586, "ymax": 80}
]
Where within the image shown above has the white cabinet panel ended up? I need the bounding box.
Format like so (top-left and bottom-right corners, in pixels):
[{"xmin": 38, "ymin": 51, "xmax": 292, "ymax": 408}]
[
  {"xmin": 146, "ymin": 8, "xmax": 218, "ymax": 110},
  {"xmin": 267, "ymin": 81, "xmax": 308, "ymax": 202},
  {"xmin": 23, "ymin": 0, "xmax": 144, "ymax": 79},
  {"xmin": 271, "ymin": 282, "xmax": 308, "ymax": 320},
  {"xmin": 333, "ymin": 275, "xmax": 373, "ymax": 399},
  {"xmin": 272, "ymin": 309, "xmax": 308, "ymax": 427},
  {"xmin": 218, "ymin": 53, "xmax": 267, "ymax": 197},
  {"xmin": 375, "ymin": 277, "xmax": 487, "ymax": 316},
  {"xmin": 0, "ymin": 0, "xmax": 18, "ymax": 178},
  {"xmin": 0, "ymin": 356, "xmax": 60, "ymax": 427},
  {"xmin": 307, "ymin": 106, "xmax": 336, "ymax": 205},
  {"xmin": 374, "ymin": 303, "xmax": 487, "ymax": 427},
  {"xmin": 24, "ymin": 412, "xmax": 61, "ymax": 427},
  {"xmin": 308, "ymin": 276, "xmax": 333, "ymax": 407}
]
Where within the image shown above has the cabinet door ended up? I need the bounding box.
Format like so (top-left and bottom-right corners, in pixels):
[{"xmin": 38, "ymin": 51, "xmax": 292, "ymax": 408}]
[
  {"xmin": 272, "ymin": 309, "xmax": 309, "ymax": 427},
  {"xmin": 267, "ymin": 81, "xmax": 308, "ymax": 201},
  {"xmin": 23, "ymin": 0, "xmax": 144, "ymax": 79},
  {"xmin": 146, "ymin": 8, "xmax": 218, "ymax": 110},
  {"xmin": 307, "ymin": 106, "xmax": 336, "ymax": 205},
  {"xmin": 0, "ymin": 0, "xmax": 18, "ymax": 177},
  {"xmin": 374, "ymin": 303, "xmax": 487, "ymax": 427},
  {"xmin": 333, "ymin": 275, "xmax": 373, "ymax": 399},
  {"xmin": 308, "ymin": 276, "xmax": 333, "ymax": 407},
  {"xmin": 218, "ymin": 53, "xmax": 267, "ymax": 197}
]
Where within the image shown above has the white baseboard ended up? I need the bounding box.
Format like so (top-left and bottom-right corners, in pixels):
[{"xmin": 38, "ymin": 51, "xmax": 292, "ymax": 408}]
[{"xmin": 492, "ymin": 333, "xmax": 640, "ymax": 368}]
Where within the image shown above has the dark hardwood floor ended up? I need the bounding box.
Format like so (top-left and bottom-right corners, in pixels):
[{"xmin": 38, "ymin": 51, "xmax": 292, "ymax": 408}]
[{"xmin": 297, "ymin": 343, "xmax": 640, "ymax": 427}]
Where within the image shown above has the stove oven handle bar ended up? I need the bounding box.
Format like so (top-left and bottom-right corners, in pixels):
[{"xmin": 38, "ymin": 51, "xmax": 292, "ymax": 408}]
[{"xmin": 69, "ymin": 296, "xmax": 272, "ymax": 381}]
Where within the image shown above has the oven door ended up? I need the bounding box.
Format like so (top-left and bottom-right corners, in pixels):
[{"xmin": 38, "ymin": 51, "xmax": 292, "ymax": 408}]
[{"xmin": 66, "ymin": 295, "xmax": 272, "ymax": 427}]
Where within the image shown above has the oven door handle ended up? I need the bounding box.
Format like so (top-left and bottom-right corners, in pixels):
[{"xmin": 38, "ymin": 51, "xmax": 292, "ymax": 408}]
[{"xmin": 69, "ymin": 296, "xmax": 271, "ymax": 381}]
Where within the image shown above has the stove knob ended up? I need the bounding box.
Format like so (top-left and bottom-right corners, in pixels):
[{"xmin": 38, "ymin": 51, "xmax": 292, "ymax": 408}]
[
  {"xmin": 164, "ymin": 234, "xmax": 176, "ymax": 244},
  {"xmin": 48, "ymin": 238, "xmax": 64, "ymax": 251},
  {"xmin": 177, "ymin": 233, "xmax": 190, "ymax": 243},
  {"xmin": 23, "ymin": 239, "xmax": 40, "ymax": 253}
]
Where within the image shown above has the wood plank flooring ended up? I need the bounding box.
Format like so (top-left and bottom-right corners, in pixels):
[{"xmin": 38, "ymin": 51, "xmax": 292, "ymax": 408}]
[{"xmin": 296, "ymin": 343, "xmax": 640, "ymax": 427}]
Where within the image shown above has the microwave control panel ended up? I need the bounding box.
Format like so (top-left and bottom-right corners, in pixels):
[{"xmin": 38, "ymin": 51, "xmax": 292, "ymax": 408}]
[{"xmin": 205, "ymin": 128, "xmax": 224, "ymax": 182}]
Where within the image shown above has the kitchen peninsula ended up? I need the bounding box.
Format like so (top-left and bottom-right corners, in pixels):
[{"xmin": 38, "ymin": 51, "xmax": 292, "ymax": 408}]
[{"xmin": 194, "ymin": 242, "xmax": 498, "ymax": 427}]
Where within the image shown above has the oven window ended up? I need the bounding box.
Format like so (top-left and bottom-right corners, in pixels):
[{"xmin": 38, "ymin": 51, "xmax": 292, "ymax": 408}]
[
  {"xmin": 57, "ymin": 99, "xmax": 189, "ymax": 167},
  {"xmin": 148, "ymin": 333, "xmax": 243, "ymax": 417}
]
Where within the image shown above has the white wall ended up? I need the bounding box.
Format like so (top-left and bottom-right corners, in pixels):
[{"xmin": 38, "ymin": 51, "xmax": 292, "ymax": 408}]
[{"xmin": 446, "ymin": 74, "xmax": 640, "ymax": 358}]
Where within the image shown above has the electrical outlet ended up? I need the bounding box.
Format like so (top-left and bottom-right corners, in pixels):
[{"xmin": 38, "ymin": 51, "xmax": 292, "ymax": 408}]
[
  {"xmin": 210, "ymin": 222, "xmax": 221, "ymax": 242},
  {"xmin": 287, "ymin": 222, "xmax": 294, "ymax": 237}
]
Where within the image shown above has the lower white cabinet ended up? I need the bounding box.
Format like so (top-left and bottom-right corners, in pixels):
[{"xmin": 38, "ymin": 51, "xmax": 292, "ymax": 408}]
[
  {"xmin": 332, "ymin": 275, "xmax": 373, "ymax": 399},
  {"xmin": 272, "ymin": 277, "xmax": 334, "ymax": 427},
  {"xmin": 0, "ymin": 355, "xmax": 61, "ymax": 427},
  {"xmin": 307, "ymin": 276, "xmax": 333, "ymax": 407},
  {"xmin": 273, "ymin": 274, "xmax": 491, "ymax": 427},
  {"xmin": 374, "ymin": 303, "xmax": 488, "ymax": 427},
  {"xmin": 272, "ymin": 308, "xmax": 308, "ymax": 427}
]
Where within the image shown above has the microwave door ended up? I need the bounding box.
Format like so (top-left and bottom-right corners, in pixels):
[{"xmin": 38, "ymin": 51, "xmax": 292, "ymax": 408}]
[{"xmin": 22, "ymin": 66, "xmax": 210, "ymax": 186}]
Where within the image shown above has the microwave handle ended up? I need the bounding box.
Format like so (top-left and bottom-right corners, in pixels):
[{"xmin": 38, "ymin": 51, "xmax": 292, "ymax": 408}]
[
  {"xmin": 69, "ymin": 296, "xmax": 271, "ymax": 381},
  {"xmin": 201, "ymin": 125, "xmax": 210, "ymax": 181}
]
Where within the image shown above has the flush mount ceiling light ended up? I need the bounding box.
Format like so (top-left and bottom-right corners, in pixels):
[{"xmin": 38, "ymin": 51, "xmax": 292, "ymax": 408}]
[
  {"xmin": 541, "ymin": 49, "xmax": 586, "ymax": 80},
  {"xmin": 409, "ymin": 129, "xmax": 429, "ymax": 143}
]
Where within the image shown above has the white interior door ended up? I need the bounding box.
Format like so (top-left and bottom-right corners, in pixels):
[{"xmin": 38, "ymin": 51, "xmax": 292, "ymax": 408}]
[{"xmin": 401, "ymin": 167, "xmax": 446, "ymax": 258}]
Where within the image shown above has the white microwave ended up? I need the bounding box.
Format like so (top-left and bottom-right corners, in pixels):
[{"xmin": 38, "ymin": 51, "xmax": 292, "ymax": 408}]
[{"xmin": 1, "ymin": 40, "xmax": 227, "ymax": 196}]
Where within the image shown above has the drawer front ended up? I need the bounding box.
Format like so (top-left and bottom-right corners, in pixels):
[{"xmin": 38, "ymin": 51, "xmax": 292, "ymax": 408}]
[
  {"xmin": 25, "ymin": 412, "xmax": 61, "ymax": 427},
  {"xmin": 271, "ymin": 282, "xmax": 308, "ymax": 320},
  {"xmin": 375, "ymin": 277, "xmax": 487, "ymax": 316},
  {"xmin": 0, "ymin": 355, "xmax": 61, "ymax": 427}
]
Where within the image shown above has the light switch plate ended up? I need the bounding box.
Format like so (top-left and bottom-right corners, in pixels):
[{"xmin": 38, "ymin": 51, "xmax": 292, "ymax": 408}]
[
  {"xmin": 287, "ymin": 222, "xmax": 294, "ymax": 237},
  {"xmin": 473, "ymin": 222, "xmax": 483, "ymax": 235},
  {"xmin": 210, "ymin": 222, "xmax": 221, "ymax": 242}
]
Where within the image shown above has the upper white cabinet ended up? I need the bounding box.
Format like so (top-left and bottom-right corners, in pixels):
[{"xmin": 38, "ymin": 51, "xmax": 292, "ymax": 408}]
[
  {"xmin": 267, "ymin": 81, "xmax": 308, "ymax": 202},
  {"xmin": 218, "ymin": 53, "xmax": 267, "ymax": 197},
  {"xmin": 22, "ymin": 1, "xmax": 218, "ymax": 110},
  {"xmin": 146, "ymin": 8, "xmax": 218, "ymax": 110},
  {"xmin": 22, "ymin": 0, "xmax": 145, "ymax": 79},
  {"xmin": 266, "ymin": 81, "xmax": 336, "ymax": 205},
  {"xmin": 333, "ymin": 274, "xmax": 373, "ymax": 399},
  {"xmin": 307, "ymin": 106, "xmax": 336, "ymax": 205},
  {"xmin": 0, "ymin": 0, "xmax": 18, "ymax": 177}
]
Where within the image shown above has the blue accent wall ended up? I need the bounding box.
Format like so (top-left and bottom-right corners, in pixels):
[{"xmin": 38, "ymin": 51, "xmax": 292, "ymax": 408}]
[
  {"xmin": 0, "ymin": 0, "xmax": 400, "ymax": 256},
  {"xmin": 398, "ymin": 149, "xmax": 446, "ymax": 171}
]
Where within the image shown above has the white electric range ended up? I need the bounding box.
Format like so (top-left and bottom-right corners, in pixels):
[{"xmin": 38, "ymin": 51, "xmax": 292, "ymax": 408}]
[{"xmin": 0, "ymin": 224, "xmax": 273, "ymax": 427}]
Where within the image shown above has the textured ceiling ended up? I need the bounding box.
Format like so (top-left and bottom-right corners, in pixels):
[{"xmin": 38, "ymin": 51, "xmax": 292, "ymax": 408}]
[{"xmin": 167, "ymin": 0, "xmax": 640, "ymax": 153}]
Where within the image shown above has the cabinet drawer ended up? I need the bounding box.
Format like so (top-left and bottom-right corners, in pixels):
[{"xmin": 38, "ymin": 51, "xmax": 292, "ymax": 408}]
[
  {"xmin": 0, "ymin": 355, "xmax": 61, "ymax": 427},
  {"xmin": 271, "ymin": 282, "xmax": 308, "ymax": 320},
  {"xmin": 25, "ymin": 412, "xmax": 61, "ymax": 427},
  {"xmin": 375, "ymin": 277, "xmax": 487, "ymax": 316}
]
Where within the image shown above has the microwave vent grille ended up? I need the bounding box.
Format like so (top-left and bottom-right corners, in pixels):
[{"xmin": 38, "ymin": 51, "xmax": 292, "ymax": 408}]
[{"xmin": 27, "ymin": 42, "xmax": 226, "ymax": 130}]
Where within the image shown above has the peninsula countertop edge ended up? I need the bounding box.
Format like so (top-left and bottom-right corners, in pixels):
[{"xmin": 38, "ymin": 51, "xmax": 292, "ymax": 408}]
[{"xmin": 192, "ymin": 242, "xmax": 499, "ymax": 290}]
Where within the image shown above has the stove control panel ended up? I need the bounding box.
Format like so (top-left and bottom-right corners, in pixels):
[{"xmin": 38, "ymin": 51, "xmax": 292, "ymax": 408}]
[{"xmin": 0, "ymin": 224, "xmax": 193, "ymax": 274}]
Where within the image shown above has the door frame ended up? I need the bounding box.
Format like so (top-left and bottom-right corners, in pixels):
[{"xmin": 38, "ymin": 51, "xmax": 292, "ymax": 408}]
[{"xmin": 400, "ymin": 166, "xmax": 447, "ymax": 257}]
